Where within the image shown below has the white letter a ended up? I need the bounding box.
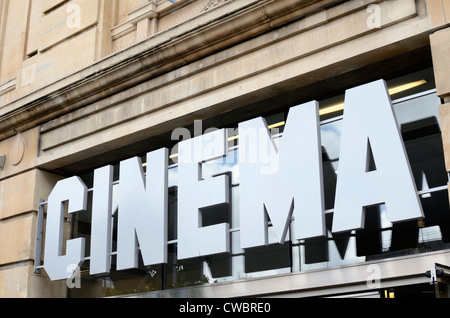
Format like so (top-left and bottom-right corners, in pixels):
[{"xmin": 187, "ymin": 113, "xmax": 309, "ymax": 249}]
[{"xmin": 332, "ymin": 80, "xmax": 423, "ymax": 233}]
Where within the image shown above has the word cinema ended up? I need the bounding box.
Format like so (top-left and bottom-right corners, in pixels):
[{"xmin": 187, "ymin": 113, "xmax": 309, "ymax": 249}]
[{"xmin": 43, "ymin": 80, "xmax": 424, "ymax": 281}]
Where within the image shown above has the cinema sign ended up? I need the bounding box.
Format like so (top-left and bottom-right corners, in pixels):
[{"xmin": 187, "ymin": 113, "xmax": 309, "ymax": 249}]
[{"xmin": 43, "ymin": 80, "xmax": 424, "ymax": 281}]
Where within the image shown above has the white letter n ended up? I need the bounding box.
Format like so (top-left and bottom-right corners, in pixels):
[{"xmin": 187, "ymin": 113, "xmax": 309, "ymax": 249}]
[{"xmin": 116, "ymin": 149, "xmax": 168, "ymax": 270}]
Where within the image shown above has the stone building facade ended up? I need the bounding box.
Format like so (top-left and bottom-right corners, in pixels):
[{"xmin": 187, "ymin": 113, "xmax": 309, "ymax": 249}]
[{"xmin": 0, "ymin": 0, "xmax": 450, "ymax": 298}]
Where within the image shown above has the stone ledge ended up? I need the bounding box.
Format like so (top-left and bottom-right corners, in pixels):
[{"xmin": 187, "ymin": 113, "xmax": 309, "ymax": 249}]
[
  {"xmin": 0, "ymin": 79, "xmax": 16, "ymax": 97},
  {"xmin": 39, "ymin": 0, "xmax": 408, "ymax": 136},
  {"xmin": 35, "ymin": 0, "xmax": 425, "ymax": 170}
]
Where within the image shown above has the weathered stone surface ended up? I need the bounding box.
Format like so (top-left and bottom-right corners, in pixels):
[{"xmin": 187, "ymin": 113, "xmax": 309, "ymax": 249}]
[
  {"xmin": 0, "ymin": 214, "xmax": 34, "ymax": 265},
  {"xmin": 0, "ymin": 263, "xmax": 67, "ymax": 297},
  {"xmin": 439, "ymin": 103, "xmax": 450, "ymax": 171},
  {"xmin": 0, "ymin": 169, "xmax": 62, "ymax": 219},
  {"xmin": 39, "ymin": 0, "xmax": 98, "ymax": 52},
  {"xmin": 37, "ymin": 0, "xmax": 422, "ymax": 169},
  {"xmin": 431, "ymin": 28, "xmax": 450, "ymax": 99},
  {"xmin": 0, "ymin": 128, "xmax": 39, "ymax": 180}
]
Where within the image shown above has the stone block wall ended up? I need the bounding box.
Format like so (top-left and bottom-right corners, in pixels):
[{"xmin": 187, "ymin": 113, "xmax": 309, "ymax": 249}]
[
  {"xmin": 429, "ymin": 0, "xmax": 450, "ymax": 203},
  {"xmin": 0, "ymin": 128, "xmax": 65, "ymax": 297}
]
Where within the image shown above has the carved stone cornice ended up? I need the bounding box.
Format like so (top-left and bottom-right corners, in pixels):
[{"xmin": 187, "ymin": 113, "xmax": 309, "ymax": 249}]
[
  {"xmin": 202, "ymin": 0, "xmax": 231, "ymax": 12},
  {"xmin": 0, "ymin": 0, "xmax": 334, "ymax": 141}
]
